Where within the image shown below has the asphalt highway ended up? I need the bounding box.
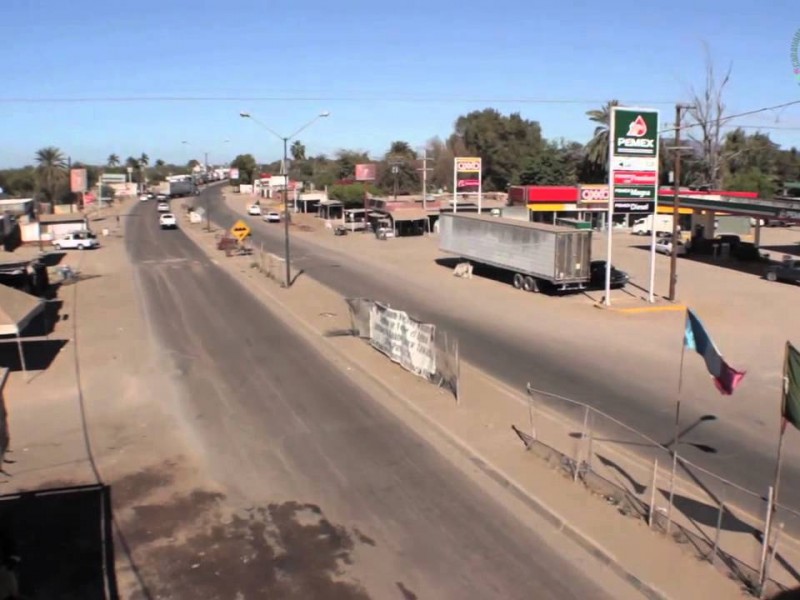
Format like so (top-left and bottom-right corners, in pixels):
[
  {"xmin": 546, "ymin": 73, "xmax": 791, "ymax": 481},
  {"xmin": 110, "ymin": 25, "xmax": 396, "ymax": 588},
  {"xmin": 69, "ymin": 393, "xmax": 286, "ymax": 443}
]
[
  {"xmin": 197, "ymin": 185, "xmax": 800, "ymax": 517},
  {"xmin": 125, "ymin": 197, "xmax": 630, "ymax": 598}
]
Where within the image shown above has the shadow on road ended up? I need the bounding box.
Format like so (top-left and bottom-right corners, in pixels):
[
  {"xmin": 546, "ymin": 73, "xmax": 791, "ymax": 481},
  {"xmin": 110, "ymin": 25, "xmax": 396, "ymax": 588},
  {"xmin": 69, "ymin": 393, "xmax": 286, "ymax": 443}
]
[
  {"xmin": 0, "ymin": 339, "xmax": 68, "ymax": 372},
  {"xmin": 0, "ymin": 483, "xmax": 118, "ymax": 599}
]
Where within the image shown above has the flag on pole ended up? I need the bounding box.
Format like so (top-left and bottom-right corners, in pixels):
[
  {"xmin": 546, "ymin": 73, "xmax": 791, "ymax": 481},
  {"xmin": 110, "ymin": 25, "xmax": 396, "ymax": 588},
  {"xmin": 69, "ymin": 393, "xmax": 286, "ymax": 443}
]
[
  {"xmin": 684, "ymin": 309, "xmax": 746, "ymax": 395},
  {"xmin": 782, "ymin": 342, "xmax": 800, "ymax": 432}
]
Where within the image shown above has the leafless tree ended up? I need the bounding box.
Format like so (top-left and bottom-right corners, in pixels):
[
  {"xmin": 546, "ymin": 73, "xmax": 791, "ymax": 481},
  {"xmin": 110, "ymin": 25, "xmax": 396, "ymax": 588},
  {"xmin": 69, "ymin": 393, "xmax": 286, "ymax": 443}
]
[{"xmin": 687, "ymin": 45, "xmax": 733, "ymax": 189}]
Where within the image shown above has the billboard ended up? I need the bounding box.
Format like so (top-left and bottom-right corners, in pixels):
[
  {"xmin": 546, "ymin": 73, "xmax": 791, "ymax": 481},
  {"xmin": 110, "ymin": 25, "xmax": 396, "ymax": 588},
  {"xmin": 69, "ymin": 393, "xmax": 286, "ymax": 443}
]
[
  {"xmin": 229, "ymin": 168, "xmax": 240, "ymax": 180},
  {"xmin": 70, "ymin": 169, "xmax": 87, "ymax": 193},
  {"xmin": 355, "ymin": 163, "xmax": 377, "ymax": 181}
]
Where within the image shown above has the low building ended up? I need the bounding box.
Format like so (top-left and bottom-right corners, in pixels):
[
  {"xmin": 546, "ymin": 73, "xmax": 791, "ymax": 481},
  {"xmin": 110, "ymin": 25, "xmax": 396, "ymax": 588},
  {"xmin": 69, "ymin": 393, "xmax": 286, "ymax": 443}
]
[{"xmin": 21, "ymin": 214, "xmax": 88, "ymax": 244}]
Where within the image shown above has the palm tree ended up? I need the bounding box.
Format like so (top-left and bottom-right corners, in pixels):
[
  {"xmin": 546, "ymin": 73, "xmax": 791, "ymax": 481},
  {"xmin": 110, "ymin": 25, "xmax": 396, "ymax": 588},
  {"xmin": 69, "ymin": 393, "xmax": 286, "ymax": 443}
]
[
  {"xmin": 139, "ymin": 153, "xmax": 149, "ymax": 168},
  {"xmin": 584, "ymin": 100, "xmax": 620, "ymax": 172},
  {"xmin": 290, "ymin": 140, "xmax": 306, "ymax": 161},
  {"xmin": 34, "ymin": 146, "xmax": 68, "ymax": 205},
  {"xmin": 155, "ymin": 159, "xmax": 165, "ymax": 168},
  {"xmin": 107, "ymin": 153, "xmax": 120, "ymax": 168}
]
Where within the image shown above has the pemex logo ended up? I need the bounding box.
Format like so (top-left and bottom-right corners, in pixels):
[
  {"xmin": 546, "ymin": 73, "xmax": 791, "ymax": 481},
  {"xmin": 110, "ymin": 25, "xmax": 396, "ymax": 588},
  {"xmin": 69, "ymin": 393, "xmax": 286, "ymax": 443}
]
[{"xmin": 627, "ymin": 115, "xmax": 648, "ymax": 137}]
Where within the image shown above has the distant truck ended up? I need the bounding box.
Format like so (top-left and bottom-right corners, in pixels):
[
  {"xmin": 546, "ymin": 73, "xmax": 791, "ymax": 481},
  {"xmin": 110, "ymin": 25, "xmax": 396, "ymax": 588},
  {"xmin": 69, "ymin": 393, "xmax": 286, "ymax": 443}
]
[
  {"xmin": 168, "ymin": 180, "xmax": 195, "ymax": 198},
  {"xmin": 632, "ymin": 214, "xmax": 674, "ymax": 236},
  {"xmin": 438, "ymin": 213, "xmax": 595, "ymax": 293}
]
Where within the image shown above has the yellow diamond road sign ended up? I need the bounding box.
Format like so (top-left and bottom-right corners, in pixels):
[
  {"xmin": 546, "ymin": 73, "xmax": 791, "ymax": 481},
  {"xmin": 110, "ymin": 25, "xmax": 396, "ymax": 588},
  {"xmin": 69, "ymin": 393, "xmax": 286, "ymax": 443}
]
[{"xmin": 230, "ymin": 219, "xmax": 251, "ymax": 242}]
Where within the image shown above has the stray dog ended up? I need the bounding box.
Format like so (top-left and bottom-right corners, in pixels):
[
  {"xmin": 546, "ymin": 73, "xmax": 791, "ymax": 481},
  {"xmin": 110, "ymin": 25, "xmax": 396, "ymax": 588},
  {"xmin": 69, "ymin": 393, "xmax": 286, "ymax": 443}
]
[{"xmin": 453, "ymin": 262, "xmax": 473, "ymax": 279}]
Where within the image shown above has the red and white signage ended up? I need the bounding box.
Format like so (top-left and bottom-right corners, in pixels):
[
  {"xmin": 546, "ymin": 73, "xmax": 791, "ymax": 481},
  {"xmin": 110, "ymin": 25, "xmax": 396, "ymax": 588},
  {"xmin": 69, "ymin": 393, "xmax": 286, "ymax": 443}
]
[
  {"xmin": 457, "ymin": 179, "xmax": 480, "ymax": 189},
  {"xmin": 613, "ymin": 170, "xmax": 658, "ymax": 186}
]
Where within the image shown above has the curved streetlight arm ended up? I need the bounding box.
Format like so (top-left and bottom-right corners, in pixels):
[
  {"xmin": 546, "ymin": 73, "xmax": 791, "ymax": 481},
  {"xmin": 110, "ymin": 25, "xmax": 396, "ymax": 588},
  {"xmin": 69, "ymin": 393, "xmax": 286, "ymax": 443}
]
[
  {"xmin": 241, "ymin": 114, "xmax": 285, "ymax": 142},
  {"xmin": 288, "ymin": 113, "xmax": 329, "ymax": 141}
]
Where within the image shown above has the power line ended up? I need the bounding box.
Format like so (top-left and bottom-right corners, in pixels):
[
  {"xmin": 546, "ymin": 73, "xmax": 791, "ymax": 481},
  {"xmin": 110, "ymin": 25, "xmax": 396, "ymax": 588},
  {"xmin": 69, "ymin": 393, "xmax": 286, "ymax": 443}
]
[
  {"xmin": 0, "ymin": 94, "xmax": 677, "ymax": 106},
  {"xmin": 659, "ymin": 99, "xmax": 800, "ymax": 134}
]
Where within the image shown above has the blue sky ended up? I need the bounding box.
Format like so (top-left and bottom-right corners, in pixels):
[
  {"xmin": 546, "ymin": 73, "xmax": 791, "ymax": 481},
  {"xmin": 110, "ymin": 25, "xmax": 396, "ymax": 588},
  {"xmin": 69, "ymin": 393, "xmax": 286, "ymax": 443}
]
[{"xmin": 1, "ymin": 0, "xmax": 799, "ymax": 168}]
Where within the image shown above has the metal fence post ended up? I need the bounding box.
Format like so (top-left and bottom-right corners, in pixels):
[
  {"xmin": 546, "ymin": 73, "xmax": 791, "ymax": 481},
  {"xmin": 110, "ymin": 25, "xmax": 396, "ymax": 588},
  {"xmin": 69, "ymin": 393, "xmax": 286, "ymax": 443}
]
[
  {"xmin": 762, "ymin": 522, "xmax": 784, "ymax": 599},
  {"xmin": 711, "ymin": 486, "xmax": 726, "ymax": 565},
  {"xmin": 574, "ymin": 405, "xmax": 589, "ymax": 482},
  {"xmin": 586, "ymin": 409, "xmax": 594, "ymax": 473},
  {"xmin": 526, "ymin": 382, "xmax": 536, "ymax": 441},
  {"xmin": 455, "ymin": 339, "xmax": 461, "ymax": 406},
  {"xmin": 758, "ymin": 486, "xmax": 774, "ymax": 592},
  {"xmin": 648, "ymin": 459, "xmax": 658, "ymax": 529}
]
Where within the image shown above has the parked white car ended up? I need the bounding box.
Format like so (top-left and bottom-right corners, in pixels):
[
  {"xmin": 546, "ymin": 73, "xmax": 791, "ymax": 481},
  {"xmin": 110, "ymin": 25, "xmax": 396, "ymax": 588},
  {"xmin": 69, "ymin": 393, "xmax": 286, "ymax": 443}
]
[
  {"xmin": 159, "ymin": 213, "xmax": 178, "ymax": 229},
  {"xmin": 655, "ymin": 237, "xmax": 687, "ymax": 256},
  {"xmin": 157, "ymin": 201, "xmax": 170, "ymax": 212},
  {"xmin": 53, "ymin": 230, "xmax": 99, "ymax": 250},
  {"xmin": 264, "ymin": 211, "xmax": 281, "ymax": 223},
  {"xmin": 139, "ymin": 194, "xmax": 150, "ymax": 202},
  {"xmin": 247, "ymin": 204, "xmax": 262, "ymax": 216}
]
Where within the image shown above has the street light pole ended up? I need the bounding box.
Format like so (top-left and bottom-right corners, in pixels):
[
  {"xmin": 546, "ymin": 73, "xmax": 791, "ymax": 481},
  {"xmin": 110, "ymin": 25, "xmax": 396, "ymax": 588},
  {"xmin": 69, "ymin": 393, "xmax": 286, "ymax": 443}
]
[
  {"xmin": 239, "ymin": 110, "xmax": 330, "ymax": 288},
  {"xmin": 282, "ymin": 136, "xmax": 291, "ymax": 288}
]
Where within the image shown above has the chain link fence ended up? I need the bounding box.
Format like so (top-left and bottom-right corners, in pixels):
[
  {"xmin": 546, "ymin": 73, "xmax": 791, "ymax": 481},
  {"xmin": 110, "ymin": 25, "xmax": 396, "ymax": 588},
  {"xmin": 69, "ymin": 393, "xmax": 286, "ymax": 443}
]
[
  {"xmin": 345, "ymin": 298, "xmax": 459, "ymax": 400},
  {"xmin": 513, "ymin": 384, "xmax": 800, "ymax": 598}
]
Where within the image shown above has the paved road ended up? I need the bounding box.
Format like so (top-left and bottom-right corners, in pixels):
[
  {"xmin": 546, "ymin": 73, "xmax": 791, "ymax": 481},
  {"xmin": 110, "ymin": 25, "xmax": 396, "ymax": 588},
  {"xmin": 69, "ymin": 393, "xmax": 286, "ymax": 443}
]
[
  {"xmin": 198, "ymin": 186, "xmax": 800, "ymax": 516},
  {"xmin": 126, "ymin": 198, "xmax": 632, "ymax": 598}
]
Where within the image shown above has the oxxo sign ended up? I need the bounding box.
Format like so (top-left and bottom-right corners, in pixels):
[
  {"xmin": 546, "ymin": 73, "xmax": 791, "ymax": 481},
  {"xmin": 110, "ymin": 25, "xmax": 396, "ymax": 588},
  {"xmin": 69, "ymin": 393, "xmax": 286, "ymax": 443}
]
[
  {"xmin": 455, "ymin": 157, "xmax": 481, "ymax": 173},
  {"xmin": 579, "ymin": 185, "xmax": 610, "ymax": 203}
]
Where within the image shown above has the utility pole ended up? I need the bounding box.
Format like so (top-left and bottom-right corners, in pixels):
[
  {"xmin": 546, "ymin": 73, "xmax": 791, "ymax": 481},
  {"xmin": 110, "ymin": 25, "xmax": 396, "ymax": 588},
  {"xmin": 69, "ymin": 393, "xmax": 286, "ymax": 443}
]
[
  {"xmin": 418, "ymin": 149, "xmax": 433, "ymax": 211},
  {"xmin": 283, "ymin": 137, "xmax": 291, "ymax": 287},
  {"xmin": 668, "ymin": 103, "xmax": 694, "ymax": 302},
  {"xmin": 392, "ymin": 164, "xmax": 400, "ymax": 199}
]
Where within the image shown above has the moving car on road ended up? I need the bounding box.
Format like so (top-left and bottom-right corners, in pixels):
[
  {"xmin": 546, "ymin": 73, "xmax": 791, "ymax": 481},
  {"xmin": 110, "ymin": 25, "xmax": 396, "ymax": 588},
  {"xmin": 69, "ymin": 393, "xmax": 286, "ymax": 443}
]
[
  {"xmin": 139, "ymin": 194, "xmax": 150, "ymax": 202},
  {"xmin": 52, "ymin": 230, "xmax": 99, "ymax": 251},
  {"xmin": 157, "ymin": 201, "xmax": 170, "ymax": 213},
  {"xmin": 159, "ymin": 213, "xmax": 178, "ymax": 230},
  {"xmin": 765, "ymin": 258, "xmax": 800, "ymax": 284},
  {"xmin": 263, "ymin": 211, "xmax": 281, "ymax": 223},
  {"xmin": 247, "ymin": 204, "xmax": 262, "ymax": 216}
]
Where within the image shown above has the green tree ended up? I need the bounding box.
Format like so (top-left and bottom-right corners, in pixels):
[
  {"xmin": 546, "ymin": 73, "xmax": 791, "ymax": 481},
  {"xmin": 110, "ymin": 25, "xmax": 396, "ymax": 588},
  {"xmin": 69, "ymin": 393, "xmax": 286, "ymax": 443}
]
[
  {"xmin": 519, "ymin": 141, "xmax": 579, "ymax": 185},
  {"xmin": 328, "ymin": 183, "xmax": 380, "ymax": 206},
  {"xmin": 333, "ymin": 149, "xmax": 370, "ymax": 180},
  {"xmin": 230, "ymin": 154, "xmax": 258, "ymax": 184},
  {"xmin": 451, "ymin": 109, "xmax": 544, "ymax": 191},
  {"xmin": 290, "ymin": 140, "xmax": 306, "ymax": 161},
  {"xmin": 155, "ymin": 158, "xmax": 165, "ymax": 168},
  {"xmin": 584, "ymin": 100, "xmax": 619, "ymax": 174},
  {"xmin": 107, "ymin": 154, "xmax": 120, "ymax": 168},
  {"xmin": 34, "ymin": 146, "xmax": 68, "ymax": 204},
  {"xmin": 378, "ymin": 140, "xmax": 419, "ymax": 196}
]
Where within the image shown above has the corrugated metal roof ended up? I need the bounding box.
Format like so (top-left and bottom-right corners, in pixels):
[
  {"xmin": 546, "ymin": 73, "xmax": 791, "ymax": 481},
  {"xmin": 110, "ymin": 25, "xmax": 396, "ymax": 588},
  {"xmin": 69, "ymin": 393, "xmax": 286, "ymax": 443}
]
[
  {"xmin": 39, "ymin": 214, "xmax": 86, "ymax": 223},
  {"xmin": 0, "ymin": 285, "xmax": 44, "ymax": 336},
  {"xmin": 442, "ymin": 212, "xmax": 585, "ymax": 234},
  {"xmin": 389, "ymin": 208, "xmax": 428, "ymax": 222}
]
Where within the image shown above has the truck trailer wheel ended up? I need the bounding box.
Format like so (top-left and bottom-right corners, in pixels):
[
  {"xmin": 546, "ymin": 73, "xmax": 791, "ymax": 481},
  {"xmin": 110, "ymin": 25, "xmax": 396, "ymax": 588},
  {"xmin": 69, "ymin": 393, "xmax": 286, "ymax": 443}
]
[
  {"xmin": 523, "ymin": 276, "xmax": 539, "ymax": 293},
  {"xmin": 513, "ymin": 273, "xmax": 524, "ymax": 289}
]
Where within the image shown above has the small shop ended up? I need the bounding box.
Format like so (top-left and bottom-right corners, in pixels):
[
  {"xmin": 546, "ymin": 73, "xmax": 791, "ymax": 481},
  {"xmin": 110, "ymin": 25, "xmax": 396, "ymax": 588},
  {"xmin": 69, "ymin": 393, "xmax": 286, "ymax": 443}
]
[{"xmin": 318, "ymin": 199, "xmax": 344, "ymax": 220}]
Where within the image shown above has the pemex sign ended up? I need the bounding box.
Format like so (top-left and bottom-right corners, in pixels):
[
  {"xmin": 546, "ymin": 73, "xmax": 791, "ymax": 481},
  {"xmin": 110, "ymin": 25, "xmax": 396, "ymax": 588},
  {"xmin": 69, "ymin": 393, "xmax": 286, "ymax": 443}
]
[{"xmin": 613, "ymin": 109, "xmax": 659, "ymax": 157}]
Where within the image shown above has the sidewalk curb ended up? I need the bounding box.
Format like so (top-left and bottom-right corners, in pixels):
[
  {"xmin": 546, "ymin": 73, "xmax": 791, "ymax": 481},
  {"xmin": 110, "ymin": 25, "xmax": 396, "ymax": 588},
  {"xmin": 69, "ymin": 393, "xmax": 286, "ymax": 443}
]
[{"xmin": 182, "ymin": 223, "xmax": 671, "ymax": 600}]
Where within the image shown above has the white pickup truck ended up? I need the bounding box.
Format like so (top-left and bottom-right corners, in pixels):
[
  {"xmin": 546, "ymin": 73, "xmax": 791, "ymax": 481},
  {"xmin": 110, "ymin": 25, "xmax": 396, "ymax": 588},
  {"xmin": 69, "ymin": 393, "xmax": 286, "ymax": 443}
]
[{"xmin": 52, "ymin": 230, "xmax": 99, "ymax": 250}]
